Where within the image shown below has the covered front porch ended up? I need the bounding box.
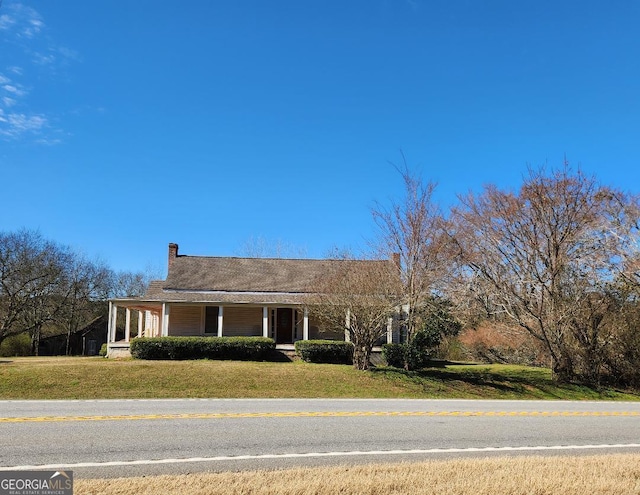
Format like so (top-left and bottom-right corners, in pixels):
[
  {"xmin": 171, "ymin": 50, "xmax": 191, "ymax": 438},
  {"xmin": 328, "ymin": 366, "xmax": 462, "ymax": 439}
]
[{"xmin": 107, "ymin": 301, "xmax": 388, "ymax": 357}]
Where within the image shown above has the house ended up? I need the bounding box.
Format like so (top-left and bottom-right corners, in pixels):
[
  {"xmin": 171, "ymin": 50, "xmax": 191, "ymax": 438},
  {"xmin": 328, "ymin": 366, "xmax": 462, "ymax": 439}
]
[{"xmin": 107, "ymin": 243, "xmax": 398, "ymax": 357}]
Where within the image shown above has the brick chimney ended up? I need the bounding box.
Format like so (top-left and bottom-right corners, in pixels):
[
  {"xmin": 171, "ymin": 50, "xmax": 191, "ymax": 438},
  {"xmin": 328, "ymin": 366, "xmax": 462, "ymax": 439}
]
[
  {"xmin": 168, "ymin": 243, "xmax": 179, "ymax": 271},
  {"xmin": 391, "ymin": 252, "xmax": 401, "ymax": 270}
]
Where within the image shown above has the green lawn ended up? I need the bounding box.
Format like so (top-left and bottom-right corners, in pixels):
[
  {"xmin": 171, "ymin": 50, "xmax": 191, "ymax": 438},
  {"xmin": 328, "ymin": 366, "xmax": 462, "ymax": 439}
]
[{"xmin": 0, "ymin": 356, "xmax": 638, "ymax": 400}]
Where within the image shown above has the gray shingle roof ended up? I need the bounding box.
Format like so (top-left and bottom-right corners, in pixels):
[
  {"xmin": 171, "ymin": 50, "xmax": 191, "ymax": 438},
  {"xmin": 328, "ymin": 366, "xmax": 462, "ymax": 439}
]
[
  {"xmin": 165, "ymin": 256, "xmax": 367, "ymax": 292},
  {"xmin": 138, "ymin": 255, "xmax": 392, "ymax": 305}
]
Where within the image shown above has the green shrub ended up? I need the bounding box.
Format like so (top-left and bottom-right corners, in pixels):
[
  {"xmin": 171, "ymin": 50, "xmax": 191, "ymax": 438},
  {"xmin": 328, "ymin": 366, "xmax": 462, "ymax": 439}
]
[
  {"xmin": 99, "ymin": 343, "xmax": 108, "ymax": 357},
  {"xmin": 383, "ymin": 331, "xmax": 439, "ymax": 370},
  {"xmin": 295, "ymin": 340, "xmax": 353, "ymax": 365},
  {"xmin": 383, "ymin": 302, "xmax": 463, "ymax": 371},
  {"xmin": 382, "ymin": 343, "xmax": 405, "ymax": 368},
  {"xmin": 0, "ymin": 333, "xmax": 32, "ymax": 357},
  {"xmin": 129, "ymin": 336, "xmax": 275, "ymax": 361}
]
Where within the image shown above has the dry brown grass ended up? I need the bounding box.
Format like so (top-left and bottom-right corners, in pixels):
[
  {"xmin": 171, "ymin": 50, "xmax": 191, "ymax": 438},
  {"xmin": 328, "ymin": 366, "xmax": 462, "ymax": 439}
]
[
  {"xmin": 459, "ymin": 323, "xmax": 549, "ymax": 366},
  {"xmin": 76, "ymin": 454, "xmax": 640, "ymax": 495}
]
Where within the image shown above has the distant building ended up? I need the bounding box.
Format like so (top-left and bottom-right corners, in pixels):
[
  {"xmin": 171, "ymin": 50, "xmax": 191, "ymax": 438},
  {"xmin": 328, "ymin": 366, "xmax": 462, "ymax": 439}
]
[{"xmin": 39, "ymin": 315, "xmax": 107, "ymax": 356}]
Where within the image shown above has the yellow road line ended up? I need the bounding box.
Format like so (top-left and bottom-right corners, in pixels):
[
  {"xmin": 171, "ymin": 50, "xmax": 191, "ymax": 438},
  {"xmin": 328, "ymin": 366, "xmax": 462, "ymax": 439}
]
[{"xmin": 0, "ymin": 410, "xmax": 638, "ymax": 423}]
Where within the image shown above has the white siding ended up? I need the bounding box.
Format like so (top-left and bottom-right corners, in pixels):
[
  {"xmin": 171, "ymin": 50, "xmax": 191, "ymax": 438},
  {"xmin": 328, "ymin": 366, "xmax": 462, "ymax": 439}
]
[
  {"xmin": 168, "ymin": 305, "xmax": 202, "ymax": 336},
  {"xmin": 224, "ymin": 307, "xmax": 262, "ymax": 337}
]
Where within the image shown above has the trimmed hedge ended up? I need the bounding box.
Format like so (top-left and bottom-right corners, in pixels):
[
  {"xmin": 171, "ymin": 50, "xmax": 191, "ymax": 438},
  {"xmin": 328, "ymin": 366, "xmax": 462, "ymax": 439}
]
[
  {"xmin": 294, "ymin": 340, "xmax": 353, "ymax": 365},
  {"xmin": 130, "ymin": 337, "xmax": 275, "ymax": 361}
]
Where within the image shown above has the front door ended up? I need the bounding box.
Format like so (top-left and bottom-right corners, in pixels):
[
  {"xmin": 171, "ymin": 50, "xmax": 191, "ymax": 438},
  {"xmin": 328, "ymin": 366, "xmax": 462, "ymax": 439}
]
[{"xmin": 276, "ymin": 308, "xmax": 293, "ymax": 344}]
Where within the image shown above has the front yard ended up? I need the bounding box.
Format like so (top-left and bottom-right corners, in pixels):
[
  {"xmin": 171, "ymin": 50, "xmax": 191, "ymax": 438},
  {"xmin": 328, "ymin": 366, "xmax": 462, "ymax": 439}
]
[{"xmin": 1, "ymin": 357, "xmax": 638, "ymax": 400}]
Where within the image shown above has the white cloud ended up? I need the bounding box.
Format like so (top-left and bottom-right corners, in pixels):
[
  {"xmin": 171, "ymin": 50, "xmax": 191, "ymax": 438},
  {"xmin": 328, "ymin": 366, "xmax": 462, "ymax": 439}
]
[
  {"xmin": 0, "ymin": 13, "xmax": 16, "ymax": 31},
  {"xmin": 0, "ymin": 2, "xmax": 76, "ymax": 144},
  {"xmin": 3, "ymin": 84, "xmax": 25, "ymax": 96},
  {"xmin": 0, "ymin": 75, "xmax": 25, "ymax": 109},
  {"xmin": 0, "ymin": 77, "xmax": 28, "ymax": 109},
  {"xmin": 0, "ymin": 111, "xmax": 47, "ymax": 138},
  {"xmin": 0, "ymin": 4, "xmax": 42, "ymax": 37},
  {"xmin": 57, "ymin": 46, "xmax": 78, "ymax": 61},
  {"xmin": 32, "ymin": 51, "xmax": 56, "ymax": 65},
  {"xmin": 29, "ymin": 17, "xmax": 43, "ymax": 29},
  {"xmin": 14, "ymin": 4, "xmax": 44, "ymax": 38},
  {"xmin": 14, "ymin": 113, "xmax": 46, "ymax": 130},
  {"xmin": 35, "ymin": 137, "xmax": 62, "ymax": 145},
  {"xmin": 0, "ymin": 4, "xmax": 80, "ymax": 145}
]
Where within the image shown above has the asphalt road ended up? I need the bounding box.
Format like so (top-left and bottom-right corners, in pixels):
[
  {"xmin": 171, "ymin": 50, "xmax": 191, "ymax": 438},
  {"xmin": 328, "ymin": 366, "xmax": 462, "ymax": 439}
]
[{"xmin": 1, "ymin": 399, "xmax": 640, "ymax": 478}]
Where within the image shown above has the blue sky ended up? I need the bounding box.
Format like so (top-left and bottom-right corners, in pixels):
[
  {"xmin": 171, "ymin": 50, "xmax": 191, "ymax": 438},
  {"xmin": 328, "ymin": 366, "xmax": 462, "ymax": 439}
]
[{"xmin": 1, "ymin": 0, "xmax": 639, "ymax": 275}]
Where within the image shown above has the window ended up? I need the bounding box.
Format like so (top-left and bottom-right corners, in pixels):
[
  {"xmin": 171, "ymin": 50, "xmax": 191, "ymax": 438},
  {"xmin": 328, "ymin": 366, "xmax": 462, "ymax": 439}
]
[{"xmin": 204, "ymin": 306, "xmax": 219, "ymax": 334}]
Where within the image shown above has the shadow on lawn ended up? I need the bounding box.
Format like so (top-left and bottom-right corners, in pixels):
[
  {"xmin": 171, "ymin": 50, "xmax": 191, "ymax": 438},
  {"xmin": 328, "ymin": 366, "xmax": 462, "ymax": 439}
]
[
  {"xmin": 266, "ymin": 350, "xmax": 294, "ymax": 363},
  {"xmin": 370, "ymin": 364, "xmax": 585, "ymax": 399}
]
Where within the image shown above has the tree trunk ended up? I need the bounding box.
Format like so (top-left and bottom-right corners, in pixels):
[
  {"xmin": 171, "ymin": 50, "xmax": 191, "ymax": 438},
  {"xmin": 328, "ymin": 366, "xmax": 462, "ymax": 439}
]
[
  {"xmin": 31, "ymin": 326, "xmax": 42, "ymax": 356},
  {"xmin": 552, "ymin": 353, "xmax": 574, "ymax": 383},
  {"xmin": 352, "ymin": 342, "xmax": 372, "ymax": 371},
  {"xmin": 582, "ymin": 342, "xmax": 603, "ymax": 387},
  {"xmin": 65, "ymin": 319, "xmax": 76, "ymax": 356}
]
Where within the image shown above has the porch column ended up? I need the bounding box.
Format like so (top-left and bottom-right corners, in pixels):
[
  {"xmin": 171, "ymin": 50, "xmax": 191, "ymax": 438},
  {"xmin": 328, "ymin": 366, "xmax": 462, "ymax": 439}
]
[
  {"xmin": 303, "ymin": 308, "xmax": 309, "ymax": 340},
  {"xmin": 124, "ymin": 307, "xmax": 131, "ymax": 342},
  {"xmin": 344, "ymin": 310, "xmax": 351, "ymax": 343},
  {"xmin": 145, "ymin": 310, "xmax": 152, "ymax": 338},
  {"xmin": 153, "ymin": 312, "xmax": 160, "ymax": 337},
  {"xmin": 386, "ymin": 317, "xmax": 393, "ymax": 344},
  {"xmin": 262, "ymin": 306, "xmax": 269, "ymax": 338},
  {"xmin": 161, "ymin": 303, "xmax": 170, "ymax": 337},
  {"xmin": 401, "ymin": 304, "xmax": 409, "ymax": 343},
  {"xmin": 137, "ymin": 310, "xmax": 144, "ymax": 338},
  {"xmin": 109, "ymin": 302, "xmax": 118, "ymax": 343},
  {"xmin": 217, "ymin": 306, "xmax": 223, "ymax": 337},
  {"xmin": 107, "ymin": 302, "xmax": 113, "ymax": 343}
]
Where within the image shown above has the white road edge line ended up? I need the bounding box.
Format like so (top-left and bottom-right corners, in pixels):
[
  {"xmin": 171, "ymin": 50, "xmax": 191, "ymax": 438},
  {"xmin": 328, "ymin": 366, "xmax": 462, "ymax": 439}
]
[{"xmin": 3, "ymin": 444, "xmax": 640, "ymax": 471}]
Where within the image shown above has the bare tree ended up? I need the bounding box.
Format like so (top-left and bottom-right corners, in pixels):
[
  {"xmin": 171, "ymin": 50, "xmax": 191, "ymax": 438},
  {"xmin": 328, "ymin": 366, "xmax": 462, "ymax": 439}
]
[
  {"xmin": 451, "ymin": 166, "xmax": 634, "ymax": 382},
  {"xmin": 372, "ymin": 161, "xmax": 453, "ymax": 367},
  {"xmin": 306, "ymin": 256, "xmax": 402, "ymax": 370},
  {"xmin": 600, "ymin": 189, "xmax": 640, "ymax": 289},
  {"xmin": 0, "ymin": 229, "xmax": 161, "ymax": 355},
  {"xmin": 108, "ymin": 269, "xmax": 156, "ymax": 298},
  {"xmin": 239, "ymin": 235, "xmax": 308, "ymax": 259},
  {"xmin": 0, "ymin": 230, "xmax": 70, "ymax": 351},
  {"xmin": 60, "ymin": 256, "xmax": 112, "ymax": 355},
  {"xmin": 601, "ymin": 281, "xmax": 640, "ymax": 387},
  {"xmin": 22, "ymin": 244, "xmax": 86, "ymax": 356}
]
